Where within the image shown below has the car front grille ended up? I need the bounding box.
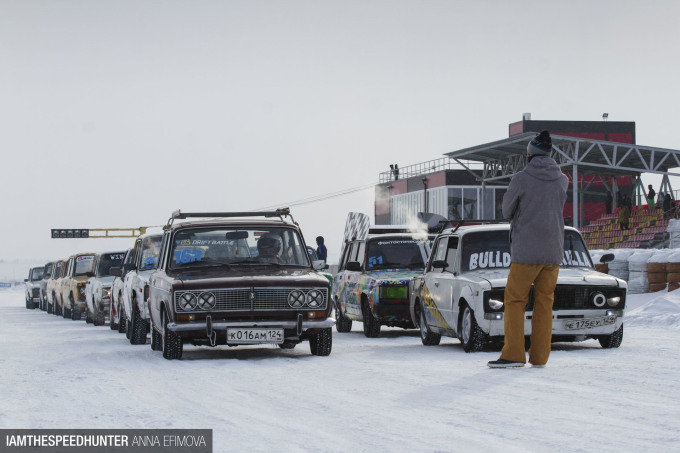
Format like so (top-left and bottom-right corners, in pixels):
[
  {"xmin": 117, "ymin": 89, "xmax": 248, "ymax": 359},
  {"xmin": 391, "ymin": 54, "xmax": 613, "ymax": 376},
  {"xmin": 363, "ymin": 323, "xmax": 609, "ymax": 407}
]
[
  {"xmin": 32, "ymin": 288, "xmax": 40, "ymax": 297},
  {"xmin": 175, "ymin": 287, "xmax": 329, "ymax": 313},
  {"xmin": 526, "ymin": 285, "xmax": 626, "ymax": 311}
]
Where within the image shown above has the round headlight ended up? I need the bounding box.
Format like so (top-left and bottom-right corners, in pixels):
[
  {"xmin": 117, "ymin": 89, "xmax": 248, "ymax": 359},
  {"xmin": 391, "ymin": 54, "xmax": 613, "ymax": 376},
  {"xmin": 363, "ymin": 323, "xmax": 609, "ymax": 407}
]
[
  {"xmin": 306, "ymin": 290, "xmax": 324, "ymax": 308},
  {"xmin": 288, "ymin": 290, "xmax": 306, "ymax": 308},
  {"xmin": 592, "ymin": 291, "xmax": 606, "ymax": 308},
  {"xmin": 488, "ymin": 298, "xmax": 504, "ymax": 310},
  {"xmin": 607, "ymin": 296, "xmax": 621, "ymax": 307},
  {"xmin": 198, "ymin": 292, "xmax": 216, "ymax": 310},
  {"xmin": 179, "ymin": 293, "xmax": 197, "ymax": 311}
]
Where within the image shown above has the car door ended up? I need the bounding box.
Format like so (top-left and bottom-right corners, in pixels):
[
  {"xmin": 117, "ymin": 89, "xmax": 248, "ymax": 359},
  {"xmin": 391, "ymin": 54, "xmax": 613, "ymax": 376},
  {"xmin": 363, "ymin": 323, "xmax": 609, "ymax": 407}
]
[
  {"xmin": 61, "ymin": 257, "xmax": 74, "ymax": 306},
  {"xmin": 421, "ymin": 235, "xmax": 460, "ymax": 334},
  {"xmin": 123, "ymin": 239, "xmax": 141, "ymax": 318}
]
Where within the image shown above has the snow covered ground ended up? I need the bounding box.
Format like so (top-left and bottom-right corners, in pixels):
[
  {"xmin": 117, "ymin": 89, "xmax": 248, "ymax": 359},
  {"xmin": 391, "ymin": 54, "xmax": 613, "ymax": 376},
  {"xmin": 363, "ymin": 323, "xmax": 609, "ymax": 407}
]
[{"xmin": 1, "ymin": 288, "xmax": 679, "ymax": 452}]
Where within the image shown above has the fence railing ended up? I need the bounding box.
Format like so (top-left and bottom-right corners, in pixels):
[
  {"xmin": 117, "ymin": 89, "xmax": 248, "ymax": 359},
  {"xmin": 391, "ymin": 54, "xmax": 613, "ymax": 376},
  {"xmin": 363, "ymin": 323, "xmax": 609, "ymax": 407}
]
[{"xmin": 378, "ymin": 158, "xmax": 482, "ymax": 183}]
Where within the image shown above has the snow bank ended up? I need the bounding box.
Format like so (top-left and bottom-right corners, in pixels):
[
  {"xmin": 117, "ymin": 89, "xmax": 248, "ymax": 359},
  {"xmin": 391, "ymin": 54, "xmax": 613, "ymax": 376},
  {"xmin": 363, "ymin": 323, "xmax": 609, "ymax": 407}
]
[{"xmin": 626, "ymin": 288, "xmax": 680, "ymax": 329}]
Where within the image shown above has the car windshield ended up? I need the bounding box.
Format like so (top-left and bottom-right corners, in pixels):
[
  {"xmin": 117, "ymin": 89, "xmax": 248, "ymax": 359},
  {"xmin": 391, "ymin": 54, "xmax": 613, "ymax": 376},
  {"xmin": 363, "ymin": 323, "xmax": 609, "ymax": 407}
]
[
  {"xmin": 169, "ymin": 226, "xmax": 310, "ymax": 270},
  {"xmin": 43, "ymin": 263, "xmax": 53, "ymax": 278},
  {"xmin": 460, "ymin": 230, "xmax": 593, "ymax": 272},
  {"xmin": 30, "ymin": 268, "xmax": 44, "ymax": 281},
  {"xmin": 74, "ymin": 255, "xmax": 95, "ymax": 276},
  {"xmin": 365, "ymin": 237, "xmax": 429, "ymax": 270},
  {"xmin": 96, "ymin": 252, "xmax": 126, "ymax": 277},
  {"xmin": 140, "ymin": 236, "xmax": 163, "ymax": 270}
]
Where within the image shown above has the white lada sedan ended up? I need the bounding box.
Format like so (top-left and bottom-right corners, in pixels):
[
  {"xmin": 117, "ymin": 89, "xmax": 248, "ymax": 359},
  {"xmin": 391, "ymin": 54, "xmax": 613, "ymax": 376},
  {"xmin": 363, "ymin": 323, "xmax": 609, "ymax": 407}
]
[{"xmin": 410, "ymin": 224, "xmax": 625, "ymax": 352}]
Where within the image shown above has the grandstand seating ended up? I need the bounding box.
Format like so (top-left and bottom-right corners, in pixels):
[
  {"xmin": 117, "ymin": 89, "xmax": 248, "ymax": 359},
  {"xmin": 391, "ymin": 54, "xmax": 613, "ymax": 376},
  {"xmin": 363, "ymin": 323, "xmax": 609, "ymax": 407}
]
[{"xmin": 580, "ymin": 204, "xmax": 672, "ymax": 250}]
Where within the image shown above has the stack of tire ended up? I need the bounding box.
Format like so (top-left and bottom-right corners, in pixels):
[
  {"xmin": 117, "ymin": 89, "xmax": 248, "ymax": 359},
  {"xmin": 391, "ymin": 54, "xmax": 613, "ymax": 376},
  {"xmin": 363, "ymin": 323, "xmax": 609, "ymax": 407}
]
[
  {"xmin": 627, "ymin": 250, "xmax": 655, "ymax": 294},
  {"xmin": 647, "ymin": 251, "xmax": 672, "ymax": 293},
  {"xmin": 666, "ymin": 251, "xmax": 680, "ymax": 292},
  {"xmin": 608, "ymin": 249, "xmax": 634, "ymax": 282}
]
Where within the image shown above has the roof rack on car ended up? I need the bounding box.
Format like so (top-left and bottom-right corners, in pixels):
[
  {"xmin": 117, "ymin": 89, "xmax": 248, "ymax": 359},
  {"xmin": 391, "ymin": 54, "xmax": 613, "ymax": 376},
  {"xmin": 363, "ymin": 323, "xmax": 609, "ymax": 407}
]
[
  {"xmin": 165, "ymin": 208, "xmax": 294, "ymax": 229},
  {"xmin": 445, "ymin": 219, "xmax": 511, "ymax": 234}
]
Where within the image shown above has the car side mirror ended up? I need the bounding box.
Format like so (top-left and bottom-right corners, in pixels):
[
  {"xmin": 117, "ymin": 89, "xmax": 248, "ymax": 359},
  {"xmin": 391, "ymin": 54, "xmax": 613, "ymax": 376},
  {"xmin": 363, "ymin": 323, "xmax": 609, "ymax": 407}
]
[
  {"xmin": 600, "ymin": 253, "xmax": 615, "ymax": 263},
  {"xmin": 432, "ymin": 260, "xmax": 449, "ymax": 269},
  {"xmin": 110, "ymin": 267, "xmax": 121, "ymax": 277},
  {"xmin": 24, "ymin": 278, "xmax": 28, "ymax": 282},
  {"xmin": 312, "ymin": 260, "xmax": 326, "ymax": 270},
  {"xmin": 346, "ymin": 261, "xmax": 362, "ymax": 271}
]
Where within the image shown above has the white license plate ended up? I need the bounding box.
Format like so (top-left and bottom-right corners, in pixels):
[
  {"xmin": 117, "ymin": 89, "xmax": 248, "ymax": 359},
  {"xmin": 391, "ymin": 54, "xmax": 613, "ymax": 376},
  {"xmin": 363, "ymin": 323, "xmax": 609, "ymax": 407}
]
[
  {"xmin": 227, "ymin": 328, "xmax": 284, "ymax": 344},
  {"xmin": 564, "ymin": 315, "xmax": 617, "ymax": 330}
]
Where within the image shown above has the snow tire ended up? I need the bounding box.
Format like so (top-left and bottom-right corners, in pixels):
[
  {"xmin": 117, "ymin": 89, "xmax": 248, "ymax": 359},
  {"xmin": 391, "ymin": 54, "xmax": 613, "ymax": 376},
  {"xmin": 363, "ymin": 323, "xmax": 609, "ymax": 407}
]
[
  {"xmin": 362, "ymin": 299, "xmax": 380, "ymax": 338},
  {"xmin": 459, "ymin": 303, "xmax": 487, "ymax": 353},
  {"xmin": 598, "ymin": 324, "xmax": 623, "ymax": 349},
  {"xmin": 93, "ymin": 304, "xmax": 105, "ymax": 326},
  {"xmin": 129, "ymin": 302, "xmax": 148, "ymax": 345},
  {"xmin": 63, "ymin": 298, "xmax": 71, "ymax": 319},
  {"xmin": 162, "ymin": 310, "xmax": 183, "ymax": 360},
  {"xmin": 334, "ymin": 299, "xmax": 352, "ymax": 333},
  {"xmin": 419, "ymin": 302, "xmax": 441, "ymax": 346},
  {"xmin": 150, "ymin": 320, "xmax": 163, "ymax": 351},
  {"xmin": 309, "ymin": 328, "xmax": 332, "ymax": 356}
]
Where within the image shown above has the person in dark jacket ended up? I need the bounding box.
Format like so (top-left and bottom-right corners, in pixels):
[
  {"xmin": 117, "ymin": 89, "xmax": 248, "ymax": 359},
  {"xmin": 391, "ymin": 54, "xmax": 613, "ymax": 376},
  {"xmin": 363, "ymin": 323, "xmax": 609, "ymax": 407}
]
[
  {"xmin": 316, "ymin": 236, "xmax": 328, "ymax": 263},
  {"xmin": 488, "ymin": 130, "xmax": 568, "ymax": 369},
  {"xmin": 663, "ymin": 192, "xmax": 673, "ymax": 220}
]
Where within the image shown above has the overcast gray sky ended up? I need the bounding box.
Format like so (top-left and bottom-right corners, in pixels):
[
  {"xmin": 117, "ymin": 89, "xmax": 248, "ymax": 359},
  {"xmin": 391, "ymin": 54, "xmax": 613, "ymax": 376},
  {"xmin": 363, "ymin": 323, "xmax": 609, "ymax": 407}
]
[{"xmin": 2, "ymin": 0, "xmax": 679, "ymax": 265}]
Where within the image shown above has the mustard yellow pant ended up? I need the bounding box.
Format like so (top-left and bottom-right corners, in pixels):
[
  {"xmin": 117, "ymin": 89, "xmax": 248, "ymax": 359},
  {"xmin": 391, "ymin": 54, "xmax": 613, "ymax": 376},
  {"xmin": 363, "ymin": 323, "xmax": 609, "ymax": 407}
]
[{"xmin": 500, "ymin": 263, "xmax": 559, "ymax": 365}]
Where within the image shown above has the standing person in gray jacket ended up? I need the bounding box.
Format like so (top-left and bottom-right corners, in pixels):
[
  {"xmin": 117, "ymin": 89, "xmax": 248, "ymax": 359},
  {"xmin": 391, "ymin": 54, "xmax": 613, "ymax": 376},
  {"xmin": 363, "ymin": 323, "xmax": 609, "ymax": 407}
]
[{"xmin": 488, "ymin": 130, "xmax": 568, "ymax": 368}]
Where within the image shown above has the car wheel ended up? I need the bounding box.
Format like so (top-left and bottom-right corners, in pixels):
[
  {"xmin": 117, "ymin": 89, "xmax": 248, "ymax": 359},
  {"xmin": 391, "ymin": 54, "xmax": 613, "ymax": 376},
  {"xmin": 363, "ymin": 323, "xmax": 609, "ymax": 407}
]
[
  {"xmin": 25, "ymin": 296, "xmax": 31, "ymax": 309},
  {"xmin": 85, "ymin": 306, "xmax": 93, "ymax": 324},
  {"xmin": 162, "ymin": 310, "xmax": 183, "ymax": 360},
  {"xmin": 129, "ymin": 302, "xmax": 148, "ymax": 345},
  {"xmin": 361, "ymin": 299, "xmax": 380, "ymax": 338},
  {"xmin": 334, "ymin": 299, "xmax": 352, "ymax": 333},
  {"xmin": 63, "ymin": 297, "xmax": 71, "ymax": 319},
  {"xmin": 118, "ymin": 301, "xmax": 126, "ymax": 334},
  {"xmin": 418, "ymin": 302, "xmax": 441, "ymax": 346},
  {"xmin": 70, "ymin": 296, "xmax": 80, "ymax": 320},
  {"xmin": 150, "ymin": 318, "xmax": 163, "ymax": 351},
  {"xmin": 598, "ymin": 324, "xmax": 623, "ymax": 349},
  {"xmin": 459, "ymin": 303, "xmax": 487, "ymax": 353},
  {"xmin": 109, "ymin": 301, "xmax": 118, "ymax": 331},
  {"xmin": 309, "ymin": 328, "xmax": 332, "ymax": 356},
  {"xmin": 93, "ymin": 303, "xmax": 105, "ymax": 326}
]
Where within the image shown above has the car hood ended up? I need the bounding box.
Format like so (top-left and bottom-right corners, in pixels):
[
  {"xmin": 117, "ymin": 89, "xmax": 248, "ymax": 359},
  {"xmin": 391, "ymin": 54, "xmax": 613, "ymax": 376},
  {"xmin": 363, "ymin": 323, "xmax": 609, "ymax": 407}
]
[
  {"xmin": 466, "ymin": 267, "xmax": 625, "ymax": 289},
  {"xmin": 170, "ymin": 267, "xmax": 330, "ymax": 291}
]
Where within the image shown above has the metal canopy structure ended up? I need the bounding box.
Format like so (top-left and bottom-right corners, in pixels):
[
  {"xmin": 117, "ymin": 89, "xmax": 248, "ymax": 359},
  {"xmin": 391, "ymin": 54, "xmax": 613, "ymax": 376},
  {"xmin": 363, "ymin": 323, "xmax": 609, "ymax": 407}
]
[{"xmin": 445, "ymin": 133, "xmax": 680, "ymax": 228}]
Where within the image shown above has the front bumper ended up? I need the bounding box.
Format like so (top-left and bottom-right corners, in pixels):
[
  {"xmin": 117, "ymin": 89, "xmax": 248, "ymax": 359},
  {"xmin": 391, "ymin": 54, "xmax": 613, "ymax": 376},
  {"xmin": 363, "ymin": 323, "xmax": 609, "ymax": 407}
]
[
  {"xmin": 483, "ymin": 309, "xmax": 625, "ymax": 337},
  {"xmin": 169, "ymin": 318, "xmax": 335, "ymax": 335},
  {"xmin": 373, "ymin": 302, "xmax": 412, "ymax": 321}
]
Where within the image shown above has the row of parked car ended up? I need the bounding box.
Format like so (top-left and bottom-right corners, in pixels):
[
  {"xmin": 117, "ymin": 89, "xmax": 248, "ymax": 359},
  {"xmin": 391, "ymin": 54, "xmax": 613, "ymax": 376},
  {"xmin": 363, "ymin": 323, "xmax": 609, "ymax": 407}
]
[
  {"xmin": 25, "ymin": 209, "xmax": 334, "ymax": 360},
  {"xmin": 24, "ymin": 208, "xmax": 627, "ymax": 361}
]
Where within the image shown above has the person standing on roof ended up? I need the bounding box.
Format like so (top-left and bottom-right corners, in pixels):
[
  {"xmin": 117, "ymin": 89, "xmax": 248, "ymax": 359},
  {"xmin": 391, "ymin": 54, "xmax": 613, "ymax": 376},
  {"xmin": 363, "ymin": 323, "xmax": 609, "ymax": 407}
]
[
  {"xmin": 315, "ymin": 236, "xmax": 328, "ymax": 264},
  {"xmin": 488, "ymin": 130, "xmax": 568, "ymax": 369}
]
